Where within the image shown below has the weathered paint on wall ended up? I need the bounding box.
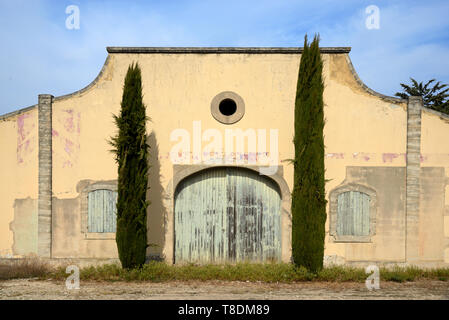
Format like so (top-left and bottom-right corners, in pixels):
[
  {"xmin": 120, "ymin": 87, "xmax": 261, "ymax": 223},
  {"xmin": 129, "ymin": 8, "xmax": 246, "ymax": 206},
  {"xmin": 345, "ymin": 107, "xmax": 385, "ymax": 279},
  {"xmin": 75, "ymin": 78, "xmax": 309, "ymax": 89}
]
[
  {"xmin": 0, "ymin": 109, "xmax": 38, "ymax": 257},
  {"xmin": 10, "ymin": 198, "xmax": 38, "ymax": 255},
  {"xmin": 419, "ymin": 168, "xmax": 445, "ymax": 262},
  {"xmin": 420, "ymin": 111, "xmax": 449, "ymax": 263},
  {"xmin": 330, "ymin": 167, "xmax": 407, "ymax": 262},
  {"xmin": 51, "ymin": 196, "xmax": 118, "ymax": 258}
]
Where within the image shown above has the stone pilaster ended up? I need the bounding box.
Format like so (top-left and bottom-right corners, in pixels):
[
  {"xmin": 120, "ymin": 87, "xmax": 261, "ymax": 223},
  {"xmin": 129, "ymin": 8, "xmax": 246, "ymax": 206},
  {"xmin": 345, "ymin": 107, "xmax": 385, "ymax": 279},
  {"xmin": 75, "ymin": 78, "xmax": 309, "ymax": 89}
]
[
  {"xmin": 38, "ymin": 94, "xmax": 53, "ymax": 258},
  {"xmin": 405, "ymin": 96, "xmax": 422, "ymax": 263}
]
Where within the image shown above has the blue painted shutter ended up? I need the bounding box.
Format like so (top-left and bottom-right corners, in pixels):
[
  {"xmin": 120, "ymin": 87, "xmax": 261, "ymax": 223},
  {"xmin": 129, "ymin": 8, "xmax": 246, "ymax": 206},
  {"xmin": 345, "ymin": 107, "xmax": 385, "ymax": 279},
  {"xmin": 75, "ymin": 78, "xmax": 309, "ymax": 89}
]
[
  {"xmin": 88, "ymin": 189, "xmax": 118, "ymax": 233},
  {"xmin": 337, "ymin": 191, "xmax": 370, "ymax": 236}
]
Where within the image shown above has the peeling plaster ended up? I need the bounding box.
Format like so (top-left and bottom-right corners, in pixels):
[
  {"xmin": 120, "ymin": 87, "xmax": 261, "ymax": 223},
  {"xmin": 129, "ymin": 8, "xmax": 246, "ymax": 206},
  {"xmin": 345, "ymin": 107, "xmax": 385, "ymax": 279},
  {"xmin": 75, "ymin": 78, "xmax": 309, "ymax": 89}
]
[
  {"xmin": 10, "ymin": 198, "xmax": 38, "ymax": 256},
  {"xmin": 352, "ymin": 152, "xmax": 374, "ymax": 161},
  {"xmin": 326, "ymin": 153, "xmax": 344, "ymax": 159},
  {"xmin": 53, "ymin": 108, "xmax": 81, "ymax": 168},
  {"xmin": 382, "ymin": 153, "xmax": 400, "ymax": 163},
  {"xmin": 16, "ymin": 112, "xmax": 36, "ymax": 165}
]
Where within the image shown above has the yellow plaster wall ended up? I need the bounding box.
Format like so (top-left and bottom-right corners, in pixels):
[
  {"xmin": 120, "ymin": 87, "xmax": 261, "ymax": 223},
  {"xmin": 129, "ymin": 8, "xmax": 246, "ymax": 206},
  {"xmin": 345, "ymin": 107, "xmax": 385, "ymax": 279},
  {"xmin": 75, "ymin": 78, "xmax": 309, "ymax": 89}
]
[
  {"xmin": 48, "ymin": 51, "xmax": 411, "ymax": 262},
  {"xmin": 4, "ymin": 49, "xmax": 449, "ymax": 264},
  {"xmin": 323, "ymin": 54, "xmax": 407, "ymax": 262}
]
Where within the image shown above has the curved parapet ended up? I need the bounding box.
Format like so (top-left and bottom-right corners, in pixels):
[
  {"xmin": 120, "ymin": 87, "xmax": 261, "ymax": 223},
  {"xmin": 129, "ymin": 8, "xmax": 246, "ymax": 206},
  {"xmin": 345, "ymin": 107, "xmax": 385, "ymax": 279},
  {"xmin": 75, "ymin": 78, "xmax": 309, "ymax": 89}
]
[
  {"xmin": 326, "ymin": 51, "xmax": 406, "ymax": 106},
  {"xmin": 53, "ymin": 55, "xmax": 112, "ymax": 102},
  {"xmin": 342, "ymin": 53, "xmax": 448, "ymax": 118},
  {"xmin": 0, "ymin": 54, "xmax": 112, "ymax": 120},
  {"xmin": 2, "ymin": 46, "xmax": 408, "ymax": 119},
  {"xmin": 344, "ymin": 54, "xmax": 405, "ymax": 104}
]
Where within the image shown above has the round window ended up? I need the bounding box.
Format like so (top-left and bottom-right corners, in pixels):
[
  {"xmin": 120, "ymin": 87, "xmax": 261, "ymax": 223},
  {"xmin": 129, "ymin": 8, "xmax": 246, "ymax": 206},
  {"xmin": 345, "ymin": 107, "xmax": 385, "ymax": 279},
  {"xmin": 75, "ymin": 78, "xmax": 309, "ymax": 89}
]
[
  {"xmin": 219, "ymin": 99, "xmax": 237, "ymax": 116},
  {"xmin": 211, "ymin": 91, "xmax": 245, "ymax": 124}
]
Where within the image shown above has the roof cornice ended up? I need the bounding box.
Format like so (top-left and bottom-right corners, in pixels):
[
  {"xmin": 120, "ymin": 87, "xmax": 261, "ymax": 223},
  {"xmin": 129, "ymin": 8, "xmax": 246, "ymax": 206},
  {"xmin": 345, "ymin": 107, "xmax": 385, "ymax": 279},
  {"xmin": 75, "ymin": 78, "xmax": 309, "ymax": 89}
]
[{"xmin": 106, "ymin": 47, "xmax": 351, "ymax": 54}]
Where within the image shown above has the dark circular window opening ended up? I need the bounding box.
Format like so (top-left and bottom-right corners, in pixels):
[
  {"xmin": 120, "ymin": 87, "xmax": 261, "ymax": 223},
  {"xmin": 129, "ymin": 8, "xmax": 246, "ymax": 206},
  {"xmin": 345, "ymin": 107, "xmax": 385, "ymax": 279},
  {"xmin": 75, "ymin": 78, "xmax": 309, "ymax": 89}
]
[
  {"xmin": 218, "ymin": 99, "xmax": 237, "ymax": 116},
  {"xmin": 211, "ymin": 91, "xmax": 245, "ymax": 124}
]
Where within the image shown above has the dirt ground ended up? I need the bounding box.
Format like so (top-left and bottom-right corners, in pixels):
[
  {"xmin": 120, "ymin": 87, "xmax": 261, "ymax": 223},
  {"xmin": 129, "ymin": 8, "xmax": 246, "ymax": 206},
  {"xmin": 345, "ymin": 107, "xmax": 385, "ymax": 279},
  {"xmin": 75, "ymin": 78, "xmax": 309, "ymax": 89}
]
[{"xmin": 0, "ymin": 279, "xmax": 448, "ymax": 300}]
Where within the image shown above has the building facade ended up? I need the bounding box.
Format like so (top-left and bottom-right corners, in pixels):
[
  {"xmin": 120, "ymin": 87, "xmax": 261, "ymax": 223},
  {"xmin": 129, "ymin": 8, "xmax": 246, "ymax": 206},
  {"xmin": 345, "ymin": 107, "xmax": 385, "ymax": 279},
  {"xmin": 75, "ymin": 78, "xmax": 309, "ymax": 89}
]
[{"xmin": 1, "ymin": 47, "xmax": 449, "ymax": 267}]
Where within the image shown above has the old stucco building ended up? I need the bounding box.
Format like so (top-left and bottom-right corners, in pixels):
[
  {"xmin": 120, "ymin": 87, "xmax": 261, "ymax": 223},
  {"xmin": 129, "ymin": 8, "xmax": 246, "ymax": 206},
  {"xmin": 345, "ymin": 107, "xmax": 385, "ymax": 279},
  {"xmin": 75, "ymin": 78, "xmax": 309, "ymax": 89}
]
[{"xmin": 1, "ymin": 47, "xmax": 449, "ymax": 267}]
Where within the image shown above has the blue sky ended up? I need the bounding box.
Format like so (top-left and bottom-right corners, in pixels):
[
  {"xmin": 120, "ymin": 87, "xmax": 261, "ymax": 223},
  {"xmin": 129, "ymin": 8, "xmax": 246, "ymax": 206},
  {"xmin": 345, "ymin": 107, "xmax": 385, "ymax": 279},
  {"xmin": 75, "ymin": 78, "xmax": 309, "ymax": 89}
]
[{"xmin": 0, "ymin": 0, "xmax": 448, "ymax": 115}]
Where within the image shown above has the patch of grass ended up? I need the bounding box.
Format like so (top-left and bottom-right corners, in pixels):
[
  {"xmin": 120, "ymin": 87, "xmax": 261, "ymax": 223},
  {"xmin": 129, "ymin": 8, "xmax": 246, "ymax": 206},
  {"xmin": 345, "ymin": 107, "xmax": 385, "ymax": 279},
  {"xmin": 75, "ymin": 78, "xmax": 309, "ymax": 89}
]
[
  {"xmin": 379, "ymin": 266, "xmax": 449, "ymax": 282},
  {"xmin": 42, "ymin": 262, "xmax": 449, "ymax": 284},
  {"xmin": 380, "ymin": 266, "xmax": 420, "ymax": 282},
  {"xmin": 0, "ymin": 258, "xmax": 51, "ymax": 280},
  {"xmin": 316, "ymin": 266, "xmax": 367, "ymax": 282},
  {"xmin": 3, "ymin": 259, "xmax": 448, "ymax": 283}
]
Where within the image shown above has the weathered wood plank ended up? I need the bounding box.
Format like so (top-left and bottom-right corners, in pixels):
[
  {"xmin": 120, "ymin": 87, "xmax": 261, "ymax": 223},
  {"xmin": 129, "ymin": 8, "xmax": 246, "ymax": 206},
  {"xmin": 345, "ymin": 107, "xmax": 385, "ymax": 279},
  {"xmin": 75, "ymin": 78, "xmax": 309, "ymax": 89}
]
[
  {"xmin": 337, "ymin": 191, "xmax": 370, "ymax": 236},
  {"xmin": 88, "ymin": 189, "xmax": 118, "ymax": 233}
]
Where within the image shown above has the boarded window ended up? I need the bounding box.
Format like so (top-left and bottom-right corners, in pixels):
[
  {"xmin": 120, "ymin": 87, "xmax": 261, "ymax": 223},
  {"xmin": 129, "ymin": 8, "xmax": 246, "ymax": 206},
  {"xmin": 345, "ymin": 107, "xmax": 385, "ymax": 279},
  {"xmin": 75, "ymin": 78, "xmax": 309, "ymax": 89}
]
[
  {"xmin": 337, "ymin": 191, "xmax": 370, "ymax": 236},
  {"xmin": 87, "ymin": 189, "xmax": 117, "ymax": 233}
]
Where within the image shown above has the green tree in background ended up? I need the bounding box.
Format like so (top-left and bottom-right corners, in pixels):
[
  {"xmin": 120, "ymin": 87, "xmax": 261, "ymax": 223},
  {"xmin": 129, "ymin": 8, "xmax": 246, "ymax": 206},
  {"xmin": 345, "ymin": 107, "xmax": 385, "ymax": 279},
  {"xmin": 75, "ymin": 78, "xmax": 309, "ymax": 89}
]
[
  {"xmin": 110, "ymin": 63, "xmax": 149, "ymax": 269},
  {"xmin": 395, "ymin": 78, "xmax": 449, "ymax": 114},
  {"xmin": 291, "ymin": 34, "xmax": 327, "ymax": 273}
]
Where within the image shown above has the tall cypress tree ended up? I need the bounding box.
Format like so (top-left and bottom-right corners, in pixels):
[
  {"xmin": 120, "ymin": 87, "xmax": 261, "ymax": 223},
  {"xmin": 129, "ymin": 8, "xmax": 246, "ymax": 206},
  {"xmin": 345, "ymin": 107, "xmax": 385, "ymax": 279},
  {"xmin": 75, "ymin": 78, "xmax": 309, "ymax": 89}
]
[
  {"xmin": 291, "ymin": 35, "xmax": 327, "ymax": 272},
  {"xmin": 110, "ymin": 63, "xmax": 149, "ymax": 269}
]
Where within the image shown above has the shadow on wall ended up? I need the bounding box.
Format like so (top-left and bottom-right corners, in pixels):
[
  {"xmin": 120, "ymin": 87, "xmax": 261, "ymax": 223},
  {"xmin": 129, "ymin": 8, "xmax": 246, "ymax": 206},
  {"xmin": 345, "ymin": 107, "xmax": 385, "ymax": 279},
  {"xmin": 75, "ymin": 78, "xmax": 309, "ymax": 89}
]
[{"xmin": 146, "ymin": 131, "xmax": 168, "ymax": 261}]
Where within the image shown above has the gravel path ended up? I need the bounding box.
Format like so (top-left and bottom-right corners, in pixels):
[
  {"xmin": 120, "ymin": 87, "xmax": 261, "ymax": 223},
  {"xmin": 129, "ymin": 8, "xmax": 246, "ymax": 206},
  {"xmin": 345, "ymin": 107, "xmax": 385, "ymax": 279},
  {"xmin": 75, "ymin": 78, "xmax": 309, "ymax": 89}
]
[{"xmin": 0, "ymin": 279, "xmax": 448, "ymax": 300}]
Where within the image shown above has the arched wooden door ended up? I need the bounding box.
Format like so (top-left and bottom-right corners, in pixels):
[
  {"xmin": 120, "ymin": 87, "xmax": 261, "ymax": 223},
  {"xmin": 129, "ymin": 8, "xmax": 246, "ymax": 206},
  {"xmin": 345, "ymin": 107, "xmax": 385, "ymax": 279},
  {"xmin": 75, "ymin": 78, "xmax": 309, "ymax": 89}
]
[{"xmin": 174, "ymin": 167, "xmax": 281, "ymax": 264}]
